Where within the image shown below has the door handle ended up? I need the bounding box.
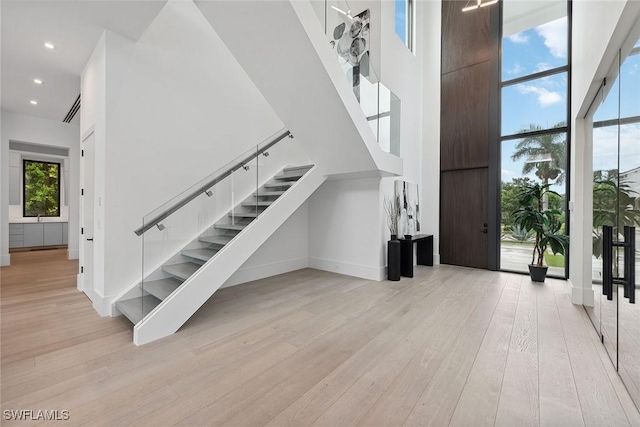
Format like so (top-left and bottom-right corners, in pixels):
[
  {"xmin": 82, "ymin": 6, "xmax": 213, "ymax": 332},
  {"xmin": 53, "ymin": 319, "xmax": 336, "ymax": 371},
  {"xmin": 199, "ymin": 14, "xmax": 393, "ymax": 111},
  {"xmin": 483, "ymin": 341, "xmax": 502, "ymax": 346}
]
[
  {"xmin": 86, "ymin": 238, "xmax": 94, "ymax": 241},
  {"xmin": 480, "ymin": 229, "xmax": 488, "ymax": 234}
]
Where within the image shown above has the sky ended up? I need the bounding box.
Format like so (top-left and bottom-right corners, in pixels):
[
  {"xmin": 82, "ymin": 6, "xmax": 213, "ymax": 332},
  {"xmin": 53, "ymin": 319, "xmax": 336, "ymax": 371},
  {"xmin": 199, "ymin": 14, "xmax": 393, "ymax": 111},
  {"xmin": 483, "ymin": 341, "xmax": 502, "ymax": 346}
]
[
  {"xmin": 395, "ymin": 0, "xmax": 407, "ymax": 46},
  {"xmin": 501, "ymin": 15, "xmax": 640, "ymax": 193},
  {"xmin": 592, "ymin": 43, "xmax": 640, "ymax": 174},
  {"xmin": 501, "ymin": 15, "xmax": 569, "ymax": 192}
]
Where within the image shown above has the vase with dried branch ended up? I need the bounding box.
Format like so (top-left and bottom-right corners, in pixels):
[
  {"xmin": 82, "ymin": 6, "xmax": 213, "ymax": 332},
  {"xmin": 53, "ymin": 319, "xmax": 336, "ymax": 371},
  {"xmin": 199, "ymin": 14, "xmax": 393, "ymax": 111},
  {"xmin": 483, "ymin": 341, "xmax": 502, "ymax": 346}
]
[{"xmin": 384, "ymin": 196, "xmax": 400, "ymax": 240}]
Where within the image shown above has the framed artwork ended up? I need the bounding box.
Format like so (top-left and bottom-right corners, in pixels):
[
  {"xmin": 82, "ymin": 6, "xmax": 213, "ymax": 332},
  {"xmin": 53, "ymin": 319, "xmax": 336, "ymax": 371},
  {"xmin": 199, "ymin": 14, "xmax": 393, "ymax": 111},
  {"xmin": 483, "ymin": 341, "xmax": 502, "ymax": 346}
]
[
  {"xmin": 329, "ymin": 9, "xmax": 370, "ymax": 101},
  {"xmin": 395, "ymin": 180, "xmax": 420, "ymax": 237}
]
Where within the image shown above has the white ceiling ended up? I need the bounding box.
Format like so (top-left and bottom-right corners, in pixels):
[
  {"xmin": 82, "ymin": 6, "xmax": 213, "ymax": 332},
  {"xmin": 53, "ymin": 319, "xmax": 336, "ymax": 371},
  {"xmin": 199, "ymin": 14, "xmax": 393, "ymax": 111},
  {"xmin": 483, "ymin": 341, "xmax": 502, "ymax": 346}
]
[
  {"xmin": 503, "ymin": 1, "xmax": 566, "ymax": 38},
  {"xmin": 1, "ymin": 0, "xmax": 167, "ymax": 123}
]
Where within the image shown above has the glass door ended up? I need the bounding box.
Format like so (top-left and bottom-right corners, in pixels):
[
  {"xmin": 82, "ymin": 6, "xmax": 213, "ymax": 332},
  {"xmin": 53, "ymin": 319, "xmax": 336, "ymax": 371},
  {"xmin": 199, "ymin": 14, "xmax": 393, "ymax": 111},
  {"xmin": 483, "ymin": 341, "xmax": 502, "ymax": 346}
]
[
  {"xmin": 590, "ymin": 51, "xmax": 621, "ymax": 367},
  {"xmin": 617, "ymin": 33, "xmax": 640, "ymax": 410},
  {"xmin": 588, "ymin": 26, "xmax": 640, "ymax": 411}
]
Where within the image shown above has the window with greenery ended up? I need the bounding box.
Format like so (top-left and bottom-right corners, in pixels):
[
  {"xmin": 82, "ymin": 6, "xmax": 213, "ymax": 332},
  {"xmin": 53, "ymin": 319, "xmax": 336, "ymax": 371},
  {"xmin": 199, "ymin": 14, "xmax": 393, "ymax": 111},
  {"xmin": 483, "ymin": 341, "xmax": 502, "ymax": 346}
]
[
  {"xmin": 499, "ymin": 0, "xmax": 570, "ymax": 277},
  {"xmin": 395, "ymin": 0, "xmax": 413, "ymax": 51},
  {"xmin": 23, "ymin": 160, "xmax": 60, "ymax": 217}
]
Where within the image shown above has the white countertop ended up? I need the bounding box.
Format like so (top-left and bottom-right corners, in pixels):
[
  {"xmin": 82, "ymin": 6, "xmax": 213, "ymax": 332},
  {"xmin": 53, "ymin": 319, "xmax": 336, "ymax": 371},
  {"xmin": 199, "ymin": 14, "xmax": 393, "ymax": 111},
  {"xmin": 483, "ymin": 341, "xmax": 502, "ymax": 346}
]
[{"xmin": 10, "ymin": 218, "xmax": 68, "ymax": 224}]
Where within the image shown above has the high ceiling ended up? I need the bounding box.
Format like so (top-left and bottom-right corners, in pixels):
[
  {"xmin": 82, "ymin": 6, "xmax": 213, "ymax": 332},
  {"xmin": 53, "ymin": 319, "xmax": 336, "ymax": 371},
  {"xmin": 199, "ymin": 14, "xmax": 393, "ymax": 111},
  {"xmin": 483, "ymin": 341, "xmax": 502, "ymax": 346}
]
[{"xmin": 1, "ymin": 0, "xmax": 167, "ymax": 124}]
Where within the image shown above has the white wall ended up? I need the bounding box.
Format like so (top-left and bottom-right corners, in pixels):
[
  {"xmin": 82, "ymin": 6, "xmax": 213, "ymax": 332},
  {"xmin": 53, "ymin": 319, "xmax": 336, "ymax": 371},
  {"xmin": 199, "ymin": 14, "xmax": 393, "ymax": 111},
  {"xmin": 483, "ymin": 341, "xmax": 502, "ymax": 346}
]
[
  {"xmin": 420, "ymin": 0, "xmax": 441, "ymax": 264},
  {"xmin": 196, "ymin": 0, "xmax": 403, "ymax": 179},
  {"xmin": 569, "ymin": 0, "xmax": 640, "ymax": 304},
  {"xmin": 80, "ymin": 0, "xmax": 312, "ymax": 308},
  {"xmin": 223, "ymin": 202, "xmax": 309, "ymax": 288},
  {"xmin": 309, "ymin": 177, "xmax": 384, "ymax": 280},
  {"xmin": 307, "ymin": 0, "xmax": 434, "ymax": 278},
  {"xmin": 0, "ymin": 111, "xmax": 80, "ymax": 265}
]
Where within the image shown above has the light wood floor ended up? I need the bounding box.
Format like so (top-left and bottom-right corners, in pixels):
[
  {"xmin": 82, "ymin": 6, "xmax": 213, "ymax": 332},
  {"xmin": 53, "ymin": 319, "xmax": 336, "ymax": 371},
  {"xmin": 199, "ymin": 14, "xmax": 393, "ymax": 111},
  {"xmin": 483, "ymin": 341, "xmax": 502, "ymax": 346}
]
[{"xmin": 2, "ymin": 249, "xmax": 639, "ymax": 426}]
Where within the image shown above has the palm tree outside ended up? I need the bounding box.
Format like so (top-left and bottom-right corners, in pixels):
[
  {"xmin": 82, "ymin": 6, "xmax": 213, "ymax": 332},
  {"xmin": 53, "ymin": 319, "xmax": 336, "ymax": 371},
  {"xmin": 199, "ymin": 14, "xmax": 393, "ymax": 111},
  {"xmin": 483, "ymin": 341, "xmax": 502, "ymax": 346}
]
[
  {"xmin": 510, "ymin": 122, "xmax": 567, "ymax": 186},
  {"xmin": 500, "ymin": 122, "xmax": 568, "ymax": 273}
]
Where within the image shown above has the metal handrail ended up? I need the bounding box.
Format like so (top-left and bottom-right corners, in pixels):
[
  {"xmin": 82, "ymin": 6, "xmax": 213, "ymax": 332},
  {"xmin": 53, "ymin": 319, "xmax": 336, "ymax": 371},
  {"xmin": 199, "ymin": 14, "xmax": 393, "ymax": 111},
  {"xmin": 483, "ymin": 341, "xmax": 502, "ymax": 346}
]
[{"xmin": 134, "ymin": 130, "xmax": 292, "ymax": 236}]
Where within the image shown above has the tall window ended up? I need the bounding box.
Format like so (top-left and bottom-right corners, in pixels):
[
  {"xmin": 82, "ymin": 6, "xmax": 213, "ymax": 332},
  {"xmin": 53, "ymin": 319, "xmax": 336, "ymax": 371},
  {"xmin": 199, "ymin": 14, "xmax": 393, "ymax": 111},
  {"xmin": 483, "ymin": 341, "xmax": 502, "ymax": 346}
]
[
  {"xmin": 499, "ymin": 1, "xmax": 570, "ymax": 277},
  {"xmin": 23, "ymin": 160, "xmax": 60, "ymax": 217},
  {"xmin": 395, "ymin": 0, "xmax": 413, "ymax": 51}
]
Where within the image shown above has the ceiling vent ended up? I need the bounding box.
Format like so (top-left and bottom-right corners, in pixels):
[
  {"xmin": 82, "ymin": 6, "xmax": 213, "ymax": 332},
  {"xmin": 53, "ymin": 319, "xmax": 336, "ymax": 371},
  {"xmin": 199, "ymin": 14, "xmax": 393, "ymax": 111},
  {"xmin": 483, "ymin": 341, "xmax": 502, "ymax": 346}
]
[{"xmin": 63, "ymin": 94, "xmax": 81, "ymax": 123}]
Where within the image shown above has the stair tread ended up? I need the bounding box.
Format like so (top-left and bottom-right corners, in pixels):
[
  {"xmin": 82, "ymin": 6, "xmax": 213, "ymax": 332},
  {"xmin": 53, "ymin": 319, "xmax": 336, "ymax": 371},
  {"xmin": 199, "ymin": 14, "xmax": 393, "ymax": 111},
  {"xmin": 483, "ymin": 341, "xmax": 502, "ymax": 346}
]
[
  {"xmin": 253, "ymin": 191, "xmax": 286, "ymax": 197},
  {"xmin": 242, "ymin": 200, "xmax": 274, "ymax": 207},
  {"xmin": 116, "ymin": 295, "xmax": 161, "ymax": 324},
  {"xmin": 284, "ymin": 164, "xmax": 313, "ymax": 172},
  {"xmin": 214, "ymin": 223, "xmax": 247, "ymax": 231},
  {"xmin": 228, "ymin": 211, "xmax": 258, "ymax": 218},
  {"xmin": 198, "ymin": 235, "xmax": 234, "ymax": 245},
  {"xmin": 162, "ymin": 262, "xmax": 201, "ymax": 280},
  {"xmin": 274, "ymin": 170, "xmax": 307, "ymax": 180},
  {"xmin": 264, "ymin": 181, "xmax": 294, "ymax": 188},
  {"xmin": 144, "ymin": 277, "xmax": 182, "ymax": 301},
  {"xmin": 181, "ymin": 248, "xmax": 219, "ymax": 262}
]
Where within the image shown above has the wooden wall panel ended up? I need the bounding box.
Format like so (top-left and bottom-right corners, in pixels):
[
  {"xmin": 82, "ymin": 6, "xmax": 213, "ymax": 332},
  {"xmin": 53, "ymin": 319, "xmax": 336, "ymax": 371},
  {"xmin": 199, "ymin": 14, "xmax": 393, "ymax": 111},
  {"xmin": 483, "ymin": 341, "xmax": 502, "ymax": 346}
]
[
  {"xmin": 440, "ymin": 168, "xmax": 488, "ymax": 269},
  {"xmin": 440, "ymin": 0, "xmax": 496, "ymax": 270},
  {"xmin": 441, "ymin": 61, "xmax": 490, "ymax": 171},
  {"xmin": 441, "ymin": 0, "xmax": 490, "ymax": 74}
]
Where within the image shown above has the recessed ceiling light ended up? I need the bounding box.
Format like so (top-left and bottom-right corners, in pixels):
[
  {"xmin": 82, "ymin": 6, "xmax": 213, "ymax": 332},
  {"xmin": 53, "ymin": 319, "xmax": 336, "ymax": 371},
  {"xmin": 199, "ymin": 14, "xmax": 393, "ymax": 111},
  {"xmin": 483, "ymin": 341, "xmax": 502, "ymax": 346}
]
[
  {"xmin": 33, "ymin": 78, "xmax": 43, "ymax": 85},
  {"xmin": 44, "ymin": 42, "xmax": 55, "ymax": 50},
  {"xmin": 30, "ymin": 100, "xmax": 38, "ymax": 105}
]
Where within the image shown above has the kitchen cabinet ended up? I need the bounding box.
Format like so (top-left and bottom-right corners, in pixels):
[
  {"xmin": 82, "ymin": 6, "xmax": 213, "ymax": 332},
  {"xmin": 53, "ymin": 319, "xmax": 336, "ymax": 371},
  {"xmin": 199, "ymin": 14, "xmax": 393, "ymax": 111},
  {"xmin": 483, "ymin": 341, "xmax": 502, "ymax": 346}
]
[
  {"xmin": 9, "ymin": 222, "xmax": 68, "ymax": 248},
  {"xmin": 23, "ymin": 224, "xmax": 44, "ymax": 247}
]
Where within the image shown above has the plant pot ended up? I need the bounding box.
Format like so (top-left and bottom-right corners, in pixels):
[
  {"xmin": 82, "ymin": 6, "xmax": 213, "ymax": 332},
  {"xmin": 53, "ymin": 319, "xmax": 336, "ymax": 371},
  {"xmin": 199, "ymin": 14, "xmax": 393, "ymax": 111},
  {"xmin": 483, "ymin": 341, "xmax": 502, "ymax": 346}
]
[{"xmin": 528, "ymin": 265, "xmax": 548, "ymax": 282}]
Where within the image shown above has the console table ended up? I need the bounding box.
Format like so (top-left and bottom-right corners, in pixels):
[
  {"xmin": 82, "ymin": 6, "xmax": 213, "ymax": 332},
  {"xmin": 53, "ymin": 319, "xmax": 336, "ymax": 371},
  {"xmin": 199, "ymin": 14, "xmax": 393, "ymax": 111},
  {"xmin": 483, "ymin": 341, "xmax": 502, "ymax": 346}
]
[{"xmin": 399, "ymin": 234, "xmax": 433, "ymax": 278}]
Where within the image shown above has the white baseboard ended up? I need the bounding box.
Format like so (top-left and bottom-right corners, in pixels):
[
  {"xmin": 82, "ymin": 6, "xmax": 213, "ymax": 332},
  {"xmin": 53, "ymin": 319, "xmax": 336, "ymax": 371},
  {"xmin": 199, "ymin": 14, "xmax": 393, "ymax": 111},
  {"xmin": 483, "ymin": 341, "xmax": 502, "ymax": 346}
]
[
  {"xmin": 0, "ymin": 254, "xmax": 10, "ymax": 267},
  {"xmin": 569, "ymin": 279, "xmax": 594, "ymax": 306},
  {"xmin": 309, "ymin": 257, "xmax": 384, "ymax": 281},
  {"xmin": 68, "ymin": 249, "xmax": 79, "ymax": 260},
  {"xmin": 79, "ymin": 281, "xmax": 112, "ymax": 317},
  {"xmin": 221, "ymin": 257, "xmax": 309, "ymax": 289},
  {"xmin": 433, "ymin": 254, "xmax": 440, "ymax": 265},
  {"xmin": 93, "ymin": 297, "xmax": 112, "ymax": 317}
]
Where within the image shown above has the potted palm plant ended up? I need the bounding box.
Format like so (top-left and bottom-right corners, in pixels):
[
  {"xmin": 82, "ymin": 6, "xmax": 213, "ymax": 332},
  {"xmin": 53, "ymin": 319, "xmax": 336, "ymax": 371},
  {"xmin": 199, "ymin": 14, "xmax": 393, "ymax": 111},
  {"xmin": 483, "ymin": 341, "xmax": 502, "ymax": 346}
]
[{"xmin": 512, "ymin": 182, "xmax": 569, "ymax": 282}]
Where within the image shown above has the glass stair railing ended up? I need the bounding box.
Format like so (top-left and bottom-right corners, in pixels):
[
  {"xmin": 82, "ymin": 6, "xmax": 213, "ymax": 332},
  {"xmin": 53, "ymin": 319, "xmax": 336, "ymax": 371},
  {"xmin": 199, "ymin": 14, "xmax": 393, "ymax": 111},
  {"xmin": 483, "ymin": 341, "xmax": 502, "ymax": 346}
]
[
  {"xmin": 116, "ymin": 128, "xmax": 312, "ymax": 325},
  {"xmin": 320, "ymin": 0, "xmax": 401, "ymax": 156}
]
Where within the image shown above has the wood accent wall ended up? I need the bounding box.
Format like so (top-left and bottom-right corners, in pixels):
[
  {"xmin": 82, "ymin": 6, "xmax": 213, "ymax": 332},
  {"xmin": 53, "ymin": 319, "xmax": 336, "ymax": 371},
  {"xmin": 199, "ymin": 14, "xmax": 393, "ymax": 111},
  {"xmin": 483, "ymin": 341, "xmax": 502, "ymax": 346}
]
[
  {"xmin": 439, "ymin": 0, "xmax": 498, "ymax": 269},
  {"xmin": 441, "ymin": 62, "xmax": 490, "ymax": 170}
]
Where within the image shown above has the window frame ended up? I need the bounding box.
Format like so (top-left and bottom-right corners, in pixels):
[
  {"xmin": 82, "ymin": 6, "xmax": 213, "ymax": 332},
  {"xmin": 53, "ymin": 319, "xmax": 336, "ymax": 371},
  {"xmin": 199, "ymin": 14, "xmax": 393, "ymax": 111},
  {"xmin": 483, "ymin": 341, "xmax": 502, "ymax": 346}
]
[
  {"xmin": 497, "ymin": 0, "xmax": 572, "ymax": 279},
  {"xmin": 23, "ymin": 159, "xmax": 61, "ymax": 218}
]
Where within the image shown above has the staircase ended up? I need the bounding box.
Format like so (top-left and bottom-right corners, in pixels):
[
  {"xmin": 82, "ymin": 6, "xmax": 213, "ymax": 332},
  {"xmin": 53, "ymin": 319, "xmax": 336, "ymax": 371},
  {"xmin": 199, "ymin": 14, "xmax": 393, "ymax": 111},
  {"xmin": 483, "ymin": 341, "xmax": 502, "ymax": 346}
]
[{"xmin": 115, "ymin": 165, "xmax": 317, "ymax": 337}]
